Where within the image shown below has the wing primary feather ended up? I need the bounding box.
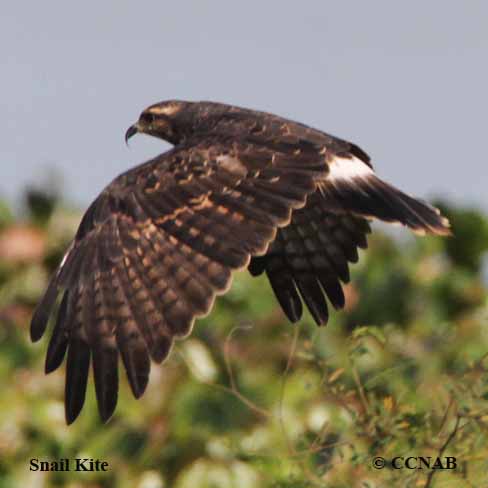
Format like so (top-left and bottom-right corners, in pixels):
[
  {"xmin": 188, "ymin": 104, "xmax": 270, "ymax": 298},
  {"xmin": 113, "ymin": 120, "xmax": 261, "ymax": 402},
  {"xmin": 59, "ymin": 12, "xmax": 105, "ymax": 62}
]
[
  {"xmin": 117, "ymin": 218, "xmax": 174, "ymax": 362},
  {"xmin": 45, "ymin": 290, "xmax": 72, "ymax": 373},
  {"xmin": 294, "ymin": 275, "xmax": 329, "ymax": 325},
  {"xmin": 117, "ymin": 255, "xmax": 173, "ymax": 364},
  {"xmin": 135, "ymin": 230, "xmax": 196, "ymax": 336},
  {"xmin": 65, "ymin": 336, "xmax": 91, "ymax": 425},
  {"xmin": 113, "ymin": 265, "xmax": 151, "ymax": 399},
  {"xmin": 30, "ymin": 274, "xmax": 59, "ymax": 342},
  {"xmin": 92, "ymin": 342, "xmax": 118, "ymax": 423},
  {"xmin": 141, "ymin": 230, "xmax": 212, "ymax": 315},
  {"xmin": 91, "ymin": 245, "xmax": 119, "ymax": 423},
  {"xmin": 65, "ymin": 245, "xmax": 97, "ymax": 425},
  {"xmin": 318, "ymin": 275, "xmax": 345, "ymax": 310},
  {"xmin": 265, "ymin": 258, "xmax": 303, "ymax": 323}
]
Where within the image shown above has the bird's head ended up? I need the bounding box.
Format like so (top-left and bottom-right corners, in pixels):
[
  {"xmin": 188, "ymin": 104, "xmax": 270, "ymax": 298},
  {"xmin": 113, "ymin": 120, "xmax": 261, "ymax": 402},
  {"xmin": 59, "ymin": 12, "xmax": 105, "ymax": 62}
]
[{"xmin": 125, "ymin": 100, "xmax": 193, "ymax": 145}]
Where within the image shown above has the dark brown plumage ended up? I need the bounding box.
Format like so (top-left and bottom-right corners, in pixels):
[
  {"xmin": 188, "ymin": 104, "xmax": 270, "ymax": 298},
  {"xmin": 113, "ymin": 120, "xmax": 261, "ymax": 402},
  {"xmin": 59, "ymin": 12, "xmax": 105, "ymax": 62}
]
[{"xmin": 31, "ymin": 100, "xmax": 450, "ymax": 424}]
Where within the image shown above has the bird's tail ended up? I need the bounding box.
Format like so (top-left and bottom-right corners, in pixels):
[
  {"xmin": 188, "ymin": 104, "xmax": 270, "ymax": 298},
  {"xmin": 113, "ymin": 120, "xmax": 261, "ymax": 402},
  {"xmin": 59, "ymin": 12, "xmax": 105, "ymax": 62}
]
[{"xmin": 319, "ymin": 154, "xmax": 451, "ymax": 236}]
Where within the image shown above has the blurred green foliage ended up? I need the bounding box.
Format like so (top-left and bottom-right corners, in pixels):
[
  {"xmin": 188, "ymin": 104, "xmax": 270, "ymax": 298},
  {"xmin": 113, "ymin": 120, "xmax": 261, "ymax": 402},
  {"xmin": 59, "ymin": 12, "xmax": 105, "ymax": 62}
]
[{"xmin": 1, "ymin": 191, "xmax": 488, "ymax": 488}]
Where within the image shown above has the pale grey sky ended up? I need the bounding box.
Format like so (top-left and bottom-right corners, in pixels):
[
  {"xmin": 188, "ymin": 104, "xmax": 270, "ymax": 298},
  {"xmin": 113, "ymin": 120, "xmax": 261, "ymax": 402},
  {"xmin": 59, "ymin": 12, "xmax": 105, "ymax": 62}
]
[{"xmin": 1, "ymin": 1, "xmax": 487, "ymax": 209}]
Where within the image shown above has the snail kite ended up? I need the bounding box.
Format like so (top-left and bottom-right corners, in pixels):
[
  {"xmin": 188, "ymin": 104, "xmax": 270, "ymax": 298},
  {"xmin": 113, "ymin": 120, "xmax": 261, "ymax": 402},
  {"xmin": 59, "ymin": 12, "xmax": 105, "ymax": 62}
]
[{"xmin": 31, "ymin": 100, "xmax": 450, "ymax": 424}]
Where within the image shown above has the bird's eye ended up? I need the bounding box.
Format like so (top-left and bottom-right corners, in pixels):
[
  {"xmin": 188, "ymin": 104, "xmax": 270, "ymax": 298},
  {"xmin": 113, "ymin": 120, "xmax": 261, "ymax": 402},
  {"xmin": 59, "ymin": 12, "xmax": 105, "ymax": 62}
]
[{"xmin": 140, "ymin": 112, "xmax": 156, "ymax": 124}]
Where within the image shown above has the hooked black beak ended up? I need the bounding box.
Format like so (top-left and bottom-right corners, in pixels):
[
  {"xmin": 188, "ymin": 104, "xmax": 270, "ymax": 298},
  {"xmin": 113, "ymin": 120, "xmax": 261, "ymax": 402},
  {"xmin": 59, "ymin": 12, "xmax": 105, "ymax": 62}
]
[{"xmin": 125, "ymin": 124, "xmax": 139, "ymax": 145}]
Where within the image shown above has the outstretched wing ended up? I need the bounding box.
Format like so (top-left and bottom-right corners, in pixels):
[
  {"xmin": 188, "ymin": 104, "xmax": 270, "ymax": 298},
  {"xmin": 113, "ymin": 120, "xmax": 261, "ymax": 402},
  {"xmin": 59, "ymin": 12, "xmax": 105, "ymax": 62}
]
[
  {"xmin": 30, "ymin": 137, "xmax": 327, "ymax": 424},
  {"xmin": 249, "ymin": 192, "xmax": 371, "ymax": 324},
  {"xmin": 249, "ymin": 144, "xmax": 450, "ymax": 325}
]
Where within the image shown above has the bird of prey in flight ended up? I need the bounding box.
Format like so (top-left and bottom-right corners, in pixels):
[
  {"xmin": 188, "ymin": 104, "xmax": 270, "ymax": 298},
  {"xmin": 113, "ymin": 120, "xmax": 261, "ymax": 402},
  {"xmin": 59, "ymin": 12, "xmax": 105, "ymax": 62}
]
[{"xmin": 30, "ymin": 100, "xmax": 450, "ymax": 424}]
